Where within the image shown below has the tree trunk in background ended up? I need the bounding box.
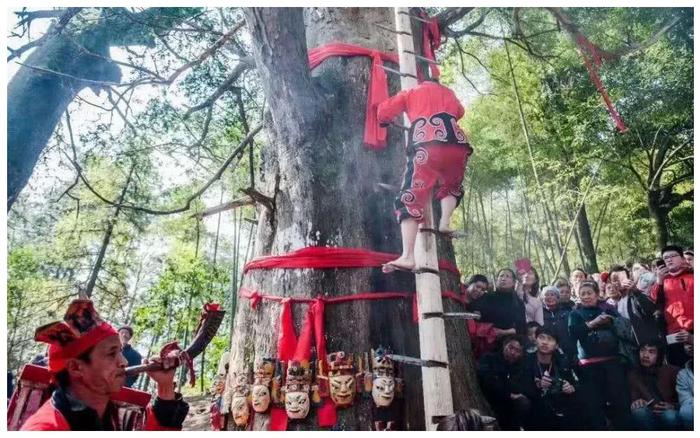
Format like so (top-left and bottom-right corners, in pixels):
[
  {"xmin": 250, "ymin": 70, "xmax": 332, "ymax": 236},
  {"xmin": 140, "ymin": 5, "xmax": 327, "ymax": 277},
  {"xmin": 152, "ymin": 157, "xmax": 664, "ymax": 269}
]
[
  {"xmin": 648, "ymin": 190, "xmax": 671, "ymax": 250},
  {"xmin": 575, "ymin": 203, "xmax": 599, "ymax": 273},
  {"xmin": 7, "ymin": 8, "xmax": 197, "ymax": 210},
  {"xmin": 82, "ymin": 164, "xmax": 134, "ymax": 298},
  {"xmin": 227, "ymin": 7, "xmax": 488, "ymax": 431},
  {"xmin": 7, "ymin": 32, "xmax": 120, "ymax": 210}
]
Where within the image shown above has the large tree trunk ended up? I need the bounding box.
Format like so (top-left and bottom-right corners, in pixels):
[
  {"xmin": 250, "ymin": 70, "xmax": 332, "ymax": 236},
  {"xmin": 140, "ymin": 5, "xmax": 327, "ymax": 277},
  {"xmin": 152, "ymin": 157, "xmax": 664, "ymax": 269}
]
[
  {"xmin": 7, "ymin": 31, "xmax": 121, "ymax": 210},
  {"xmin": 227, "ymin": 7, "xmax": 488, "ymax": 431}
]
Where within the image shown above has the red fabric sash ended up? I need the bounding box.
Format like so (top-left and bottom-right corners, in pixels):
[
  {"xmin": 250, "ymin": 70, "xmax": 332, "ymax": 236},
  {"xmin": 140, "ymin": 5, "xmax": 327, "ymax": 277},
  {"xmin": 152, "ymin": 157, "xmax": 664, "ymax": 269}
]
[
  {"xmin": 420, "ymin": 11, "xmax": 441, "ymax": 79},
  {"xmin": 271, "ymin": 298, "xmax": 335, "ymax": 429},
  {"xmin": 241, "ymin": 286, "xmax": 466, "ymax": 324},
  {"xmin": 243, "ymin": 246, "xmax": 461, "ymax": 277},
  {"xmin": 254, "ymin": 285, "xmax": 466, "ymax": 429},
  {"xmin": 308, "ymin": 43, "xmax": 398, "ymax": 150},
  {"xmin": 574, "ymin": 34, "xmax": 628, "ymax": 133}
]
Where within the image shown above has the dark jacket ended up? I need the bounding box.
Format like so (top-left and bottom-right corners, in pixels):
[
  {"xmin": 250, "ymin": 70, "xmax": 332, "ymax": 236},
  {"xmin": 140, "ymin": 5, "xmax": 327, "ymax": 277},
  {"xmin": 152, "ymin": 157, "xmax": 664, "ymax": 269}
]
[
  {"xmin": 470, "ymin": 290, "xmax": 527, "ymax": 335},
  {"xmin": 624, "ymin": 288, "xmax": 663, "ymax": 346},
  {"xmin": 628, "ymin": 364, "xmax": 680, "ymax": 405},
  {"xmin": 568, "ymin": 306, "xmax": 620, "ymax": 361},
  {"xmin": 522, "ymin": 352, "xmax": 578, "ymax": 402},
  {"xmin": 543, "ymin": 305, "xmax": 576, "ymax": 361},
  {"xmin": 122, "ymin": 344, "xmax": 142, "ymax": 388},
  {"xmin": 477, "ymin": 351, "xmax": 527, "ymax": 401}
]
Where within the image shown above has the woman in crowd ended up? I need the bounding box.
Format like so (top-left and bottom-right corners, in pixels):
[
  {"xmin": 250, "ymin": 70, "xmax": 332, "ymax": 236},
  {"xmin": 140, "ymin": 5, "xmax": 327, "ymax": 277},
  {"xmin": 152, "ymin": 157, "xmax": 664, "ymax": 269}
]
[
  {"xmin": 569, "ymin": 268, "xmax": 587, "ymax": 302},
  {"xmin": 518, "ymin": 268, "xmax": 544, "ymax": 326},
  {"xmin": 568, "ymin": 280, "xmax": 632, "ymax": 430}
]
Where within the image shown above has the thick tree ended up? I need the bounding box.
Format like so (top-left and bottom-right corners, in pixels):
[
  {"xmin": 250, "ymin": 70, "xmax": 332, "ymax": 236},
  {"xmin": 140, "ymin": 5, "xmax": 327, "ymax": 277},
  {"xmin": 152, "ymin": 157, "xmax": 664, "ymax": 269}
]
[
  {"xmin": 7, "ymin": 7, "xmax": 200, "ymax": 210},
  {"xmin": 226, "ymin": 7, "xmax": 488, "ymax": 430}
]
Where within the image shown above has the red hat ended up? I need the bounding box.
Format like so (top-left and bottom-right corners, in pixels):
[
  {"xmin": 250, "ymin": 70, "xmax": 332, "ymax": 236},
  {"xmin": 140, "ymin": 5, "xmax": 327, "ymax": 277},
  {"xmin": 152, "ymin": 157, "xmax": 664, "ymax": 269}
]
[
  {"xmin": 35, "ymin": 300, "xmax": 118, "ymax": 373},
  {"xmin": 600, "ymin": 271, "xmax": 609, "ymax": 283}
]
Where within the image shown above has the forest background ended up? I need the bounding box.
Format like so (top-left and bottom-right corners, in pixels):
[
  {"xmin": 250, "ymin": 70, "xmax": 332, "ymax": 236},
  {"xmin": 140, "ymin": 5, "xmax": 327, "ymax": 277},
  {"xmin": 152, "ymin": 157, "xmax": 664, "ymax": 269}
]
[{"xmin": 6, "ymin": 6, "xmax": 693, "ymax": 395}]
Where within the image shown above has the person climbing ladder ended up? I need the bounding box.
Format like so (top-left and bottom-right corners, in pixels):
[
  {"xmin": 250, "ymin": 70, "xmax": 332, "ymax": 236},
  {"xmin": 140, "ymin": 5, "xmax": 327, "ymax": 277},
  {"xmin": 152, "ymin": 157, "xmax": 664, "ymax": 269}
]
[{"xmin": 377, "ymin": 78, "xmax": 472, "ymax": 273}]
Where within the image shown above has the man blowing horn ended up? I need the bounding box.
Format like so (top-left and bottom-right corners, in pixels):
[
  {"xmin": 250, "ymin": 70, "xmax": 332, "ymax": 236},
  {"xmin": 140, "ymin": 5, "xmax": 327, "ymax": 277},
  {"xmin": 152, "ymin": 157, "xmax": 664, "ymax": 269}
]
[{"xmin": 21, "ymin": 299, "xmax": 189, "ymax": 431}]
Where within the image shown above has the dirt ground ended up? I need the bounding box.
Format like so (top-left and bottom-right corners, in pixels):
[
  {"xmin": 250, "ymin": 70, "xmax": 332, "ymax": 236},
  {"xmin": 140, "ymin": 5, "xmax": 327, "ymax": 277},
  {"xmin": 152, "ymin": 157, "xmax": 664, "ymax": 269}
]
[{"xmin": 182, "ymin": 394, "xmax": 213, "ymax": 431}]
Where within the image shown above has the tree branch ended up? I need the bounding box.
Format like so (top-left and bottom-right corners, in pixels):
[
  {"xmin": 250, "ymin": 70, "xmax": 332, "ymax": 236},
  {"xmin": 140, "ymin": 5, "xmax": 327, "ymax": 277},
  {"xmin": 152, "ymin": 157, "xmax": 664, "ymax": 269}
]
[
  {"xmin": 441, "ymin": 9, "xmax": 490, "ymax": 38},
  {"xmin": 184, "ymin": 61, "xmax": 252, "ymax": 117},
  {"xmin": 66, "ymin": 125, "xmax": 263, "ymax": 215},
  {"xmin": 547, "ymin": 7, "xmax": 681, "ymax": 62}
]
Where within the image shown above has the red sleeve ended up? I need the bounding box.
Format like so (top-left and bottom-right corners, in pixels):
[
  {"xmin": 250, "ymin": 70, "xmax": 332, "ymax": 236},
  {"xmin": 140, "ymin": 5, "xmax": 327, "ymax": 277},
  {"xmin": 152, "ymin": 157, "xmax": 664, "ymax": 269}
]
[
  {"xmin": 649, "ymin": 283, "xmax": 659, "ymax": 303},
  {"xmin": 456, "ymin": 102, "xmax": 465, "ymax": 120},
  {"xmin": 377, "ymin": 90, "xmax": 409, "ymax": 123}
]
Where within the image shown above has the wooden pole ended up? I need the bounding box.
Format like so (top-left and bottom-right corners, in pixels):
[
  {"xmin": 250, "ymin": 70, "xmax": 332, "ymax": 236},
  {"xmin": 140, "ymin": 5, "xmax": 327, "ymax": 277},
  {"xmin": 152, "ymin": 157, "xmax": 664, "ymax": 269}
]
[{"xmin": 394, "ymin": 7, "xmax": 453, "ymax": 430}]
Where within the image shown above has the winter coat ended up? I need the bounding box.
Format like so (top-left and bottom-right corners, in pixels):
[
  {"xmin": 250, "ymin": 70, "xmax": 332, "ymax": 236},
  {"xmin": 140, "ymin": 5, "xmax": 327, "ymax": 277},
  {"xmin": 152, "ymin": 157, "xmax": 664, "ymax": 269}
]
[
  {"xmin": 470, "ymin": 290, "xmax": 527, "ymax": 335},
  {"xmin": 568, "ymin": 306, "xmax": 621, "ymax": 362},
  {"xmin": 650, "ymin": 268, "xmax": 694, "ymax": 334},
  {"xmin": 543, "ymin": 305, "xmax": 576, "ymax": 361}
]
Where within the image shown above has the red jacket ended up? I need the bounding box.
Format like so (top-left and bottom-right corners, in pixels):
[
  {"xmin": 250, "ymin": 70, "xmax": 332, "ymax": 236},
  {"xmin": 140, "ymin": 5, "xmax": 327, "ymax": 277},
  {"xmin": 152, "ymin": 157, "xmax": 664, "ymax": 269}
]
[
  {"xmin": 21, "ymin": 398, "xmax": 180, "ymax": 431},
  {"xmin": 377, "ymin": 81, "xmax": 469, "ymax": 149},
  {"xmin": 650, "ymin": 268, "xmax": 694, "ymax": 334}
]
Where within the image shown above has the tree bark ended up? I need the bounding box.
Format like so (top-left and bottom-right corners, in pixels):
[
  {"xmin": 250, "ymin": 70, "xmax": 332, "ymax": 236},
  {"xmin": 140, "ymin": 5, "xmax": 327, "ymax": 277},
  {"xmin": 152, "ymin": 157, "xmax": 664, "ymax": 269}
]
[
  {"xmin": 228, "ymin": 7, "xmax": 488, "ymax": 431},
  {"xmin": 7, "ymin": 8, "xmax": 198, "ymax": 210},
  {"xmin": 574, "ymin": 202, "xmax": 599, "ymax": 273},
  {"xmin": 7, "ymin": 31, "xmax": 120, "ymax": 209}
]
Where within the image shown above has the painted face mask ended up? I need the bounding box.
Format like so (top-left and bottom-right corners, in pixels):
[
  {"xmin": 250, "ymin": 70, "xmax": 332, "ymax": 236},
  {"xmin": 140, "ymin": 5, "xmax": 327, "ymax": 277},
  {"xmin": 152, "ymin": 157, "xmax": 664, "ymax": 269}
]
[
  {"xmin": 326, "ymin": 351, "xmax": 357, "ymax": 408},
  {"xmin": 283, "ymin": 360, "xmax": 312, "ymax": 419},
  {"xmin": 251, "ymin": 358, "xmax": 275, "ymax": 413},
  {"xmin": 229, "ymin": 372, "xmax": 250, "ymax": 427},
  {"xmin": 371, "ymin": 348, "xmax": 397, "ymax": 407}
]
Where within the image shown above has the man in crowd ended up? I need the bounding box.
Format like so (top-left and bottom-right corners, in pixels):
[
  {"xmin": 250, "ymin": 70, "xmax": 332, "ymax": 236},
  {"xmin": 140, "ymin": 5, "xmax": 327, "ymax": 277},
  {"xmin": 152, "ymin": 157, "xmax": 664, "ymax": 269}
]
[
  {"xmin": 477, "ymin": 335, "xmax": 531, "ymax": 430},
  {"xmin": 541, "ymin": 286, "xmax": 576, "ymax": 365},
  {"xmin": 650, "ymin": 245, "xmax": 694, "ymax": 367},
  {"xmin": 676, "ymin": 342, "xmax": 693, "ymax": 430},
  {"xmin": 683, "ymin": 249, "xmax": 693, "ymax": 269},
  {"xmin": 523, "ymin": 327, "xmax": 583, "ymax": 430},
  {"xmin": 118, "ymin": 325, "xmax": 143, "ymax": 388},
  {"xmin": 608, "ymin": 265, "xmax": 661, "ymax": 347},
  {"xmin": 628, "ymin": 341, "xmax": 682, "ymax": 430},
  {"xmin": 22, "ymin": 299, "xmax": 189, "ymax": 430},
  {"xmin": 469, "ymin": 268, "xmax": 527, "ymax": 337}
]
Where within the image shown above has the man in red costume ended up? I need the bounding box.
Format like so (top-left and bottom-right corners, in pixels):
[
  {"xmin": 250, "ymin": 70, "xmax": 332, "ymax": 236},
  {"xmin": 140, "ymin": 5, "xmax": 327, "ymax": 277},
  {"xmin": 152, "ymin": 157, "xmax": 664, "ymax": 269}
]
[
  {"xmin": 21, "ymin": 299, "xmax": 189, "ymax": 431},
  {"xmin": 377, "ymin": 78, "xmax": 472, "ymax": 272}
]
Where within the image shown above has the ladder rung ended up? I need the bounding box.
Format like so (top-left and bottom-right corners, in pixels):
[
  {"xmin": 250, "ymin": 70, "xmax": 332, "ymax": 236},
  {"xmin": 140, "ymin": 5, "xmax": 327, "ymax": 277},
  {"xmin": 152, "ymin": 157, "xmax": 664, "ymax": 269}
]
[
  {"xmin": 374, "ymin": 22, "xmax": 412, "ymax": 36},
  {"xmin": 379, "ymin": 64, "xmax": 418, "ymax": 79},
  {"xmin": 398, "ymin": 10, "xmax": 433, "ymax": 24},
  {"xmin": 414, "ymin": 267, "xmax": 440, "ymax": 275},
  {"xmin": 402, "ymin": 50, "xmax": 441, "ymax": 65}
]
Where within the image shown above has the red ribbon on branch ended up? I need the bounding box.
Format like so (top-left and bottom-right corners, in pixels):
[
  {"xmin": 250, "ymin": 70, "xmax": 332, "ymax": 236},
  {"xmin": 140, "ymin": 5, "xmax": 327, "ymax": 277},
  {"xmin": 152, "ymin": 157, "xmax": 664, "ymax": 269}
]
[{"xmin": 574, "ymin": 34, "xmax": 628, "ymax": 133}]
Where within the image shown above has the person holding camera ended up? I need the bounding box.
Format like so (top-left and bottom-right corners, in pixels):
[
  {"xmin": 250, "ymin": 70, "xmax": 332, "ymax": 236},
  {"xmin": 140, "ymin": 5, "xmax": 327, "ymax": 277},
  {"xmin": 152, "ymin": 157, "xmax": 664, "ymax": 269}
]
[
  {"xmin": 523, "ymin": 326, "xmax": 583, "ymax": 430},
  {"xmin": 649, "ymin": 245, "xmax": 694, "ymax": 367},
  {"xmin": 568, "ymin": 280, "xmax": 632, "ymax": 430},
  {"xmin": 628, "ymin": 341, "xmax": 682, "ymax": 430}
]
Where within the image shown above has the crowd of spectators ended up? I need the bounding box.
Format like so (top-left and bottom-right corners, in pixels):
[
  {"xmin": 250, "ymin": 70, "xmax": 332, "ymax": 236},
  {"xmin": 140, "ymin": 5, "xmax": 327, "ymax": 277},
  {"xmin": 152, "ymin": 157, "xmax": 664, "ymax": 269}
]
[{"xmin": 465, "ymin": 245, "xmax": 694, "ymax": 430}]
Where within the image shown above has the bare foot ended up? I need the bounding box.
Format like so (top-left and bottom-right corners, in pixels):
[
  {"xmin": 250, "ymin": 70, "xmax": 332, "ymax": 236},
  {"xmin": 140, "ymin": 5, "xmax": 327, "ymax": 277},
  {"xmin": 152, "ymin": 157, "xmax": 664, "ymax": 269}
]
[{"xmin": 382, "ymin": 257, "xmax": 415, "ymax": 273}]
